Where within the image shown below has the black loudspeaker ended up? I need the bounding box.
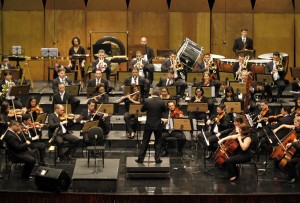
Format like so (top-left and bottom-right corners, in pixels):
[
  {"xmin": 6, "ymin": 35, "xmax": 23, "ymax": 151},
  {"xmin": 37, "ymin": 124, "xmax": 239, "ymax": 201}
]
[{"xmin": 35, "ymin": 166, "xmax": 71, "ymax": 192}]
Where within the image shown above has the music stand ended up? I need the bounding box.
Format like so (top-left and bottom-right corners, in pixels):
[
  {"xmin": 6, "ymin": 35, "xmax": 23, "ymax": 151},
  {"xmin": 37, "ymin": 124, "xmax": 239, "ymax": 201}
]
[
  {"xmin": 173, "ymin": 119, "xmax": 192, "ymax": 131},
  {"xmin": 100, "ymin": 104, "xmax": 114, "ymax": 114},
  {"xmin": 9, "ymin": 84, "xmax": 30, "ymax": 97},
  {"xmin": 235, "ymin": 50, "xmax": 256, "ymax": 59},
  {"xmin": 9, "ymin": 46, "xmax": 25, "ymax": 69},
  {"xmin": 229, "ymin": 82, "xmax": 247, "ymax": 94},
  {"xmin": 187, "ymin": 72, "xmax": 203, "ymax": 84},
  {"xmin": 81, "ymin": 120, "xmax": 99, "ymax": 134},
  {"xmin": 202, "ymin": 86, "xmax": 215, "ymax": 98},
  {"xmin": 35, "ymin": 113, "xmax": 48, "ymax": 123},
  {"xmin": 86, "ymin": 86, "xmax": 96, "ymax": 97},
  {"xmin": 224, "ymin": 102, "xmax": 242, "ymax": 113},
  {"xmin": 65, "ymin": 85, "xmax": 80, "ymax": 96},
  {"xmin": 153, "ymin": 72, "xmax": 168, "ymax": 82},
  {"xmin": 41, "ymin": 48, "xmax": 58, "ymax": 57},
  {"xmin": 256, "ymin": 74, "xmax": 274, "ymax": 84},
  {"xmin": 123, "ymin": 85, "xmax": 141, "ymax": 95},
  {"xmin": 0, "ymin": 69, "xmax": 21, "ymax": 80},
  {"xmin": 290, "ymin": 67, "xmax": 300, "ymax": 79},
  {"xmin": 129, "ymin": 104, "xmax": 146, "ymax": 148},
  {"xmin": 219, "ymin": 72, "xmax": 235, "ymax": 83}
]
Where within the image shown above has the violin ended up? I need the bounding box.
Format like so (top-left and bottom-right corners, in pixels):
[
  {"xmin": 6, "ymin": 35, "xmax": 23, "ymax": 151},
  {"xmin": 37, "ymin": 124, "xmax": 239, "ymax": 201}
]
[
  {"xmin": 256, "ymin": 108, "xmax": 269, "ymax": 123},
  {"xmin": 264, "ymin": 114, "xmax": 284, "ymax": 123},
  {"xmin": 30, "ymin": 105, "xmax": 43, "ymax": 114},
  {"xmin": 212, "ymin": 112, "xmax": 225, "ymax": 124},
  {"xmin": 170, "ymin": 107, "xmax": 187, "ymax": 118},
  {"xmin": 8, "ymin": 108, "xmax": 26, "ymax": 118}
]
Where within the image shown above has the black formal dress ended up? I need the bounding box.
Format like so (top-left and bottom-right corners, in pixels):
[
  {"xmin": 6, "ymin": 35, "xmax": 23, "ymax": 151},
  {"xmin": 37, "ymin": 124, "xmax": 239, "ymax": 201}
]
[
  {"xmin": 137, "ymin": 96, "xmax": 167, "ymax": 162},
  {"xmin": 4, "ymin": 130, "xmax": 35, "ymax": 179},
  {"xmin": 92, "ymin": 58, "xmax": 111, "ymax": 80},
  {"xmin": 48, "ymin": 113, "xmax": 80, "ymax": 158},
  {"xmin": 285, "ymin": 140, "xmax": 300, "ymax": 181},
  {"xmin": 69, "ymin": 46, "xmax": 86, "ymax": 69}
]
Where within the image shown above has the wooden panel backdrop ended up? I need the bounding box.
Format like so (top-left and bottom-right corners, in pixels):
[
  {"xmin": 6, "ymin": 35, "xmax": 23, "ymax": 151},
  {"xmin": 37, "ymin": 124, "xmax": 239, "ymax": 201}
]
[
  {"xmin": 2, "ymin": 0, "xmax": 44, "ymax": 81},
  {"xmin": 295, "ymin": 1, "xmax": 300, "ymax": 68}
]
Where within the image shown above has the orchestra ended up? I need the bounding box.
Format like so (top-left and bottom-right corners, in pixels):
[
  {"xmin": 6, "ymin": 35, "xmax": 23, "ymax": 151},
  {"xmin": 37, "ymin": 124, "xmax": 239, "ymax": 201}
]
[{"xmin": 1, "ymin": 33, "xmax": 300, "ymax": 185}]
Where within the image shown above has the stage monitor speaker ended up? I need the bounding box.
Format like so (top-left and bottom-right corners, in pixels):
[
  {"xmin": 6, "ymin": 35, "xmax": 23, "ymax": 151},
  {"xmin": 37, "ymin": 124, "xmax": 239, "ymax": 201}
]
[{"xmin": 35, "ymin": 166, "xmax": 71, "ymax": 192}]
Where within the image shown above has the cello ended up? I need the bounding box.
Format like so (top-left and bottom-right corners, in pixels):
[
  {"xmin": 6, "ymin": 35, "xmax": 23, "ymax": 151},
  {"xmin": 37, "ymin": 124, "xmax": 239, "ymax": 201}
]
[
  {"xmin": 271, "ymin": 130, "xmax": 297, "ymax": 161},
  {"xmin": 278, "ymin": 140, "xmax": 300, "ymax": 169}
]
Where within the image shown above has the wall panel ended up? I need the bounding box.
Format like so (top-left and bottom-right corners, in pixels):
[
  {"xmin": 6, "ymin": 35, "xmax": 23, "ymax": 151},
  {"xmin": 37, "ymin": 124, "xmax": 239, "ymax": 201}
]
[
  {"xmin": 3, "ymin": 0, "xmax": 43, "ymax": 11},
  {"xmin": 127, "ymin": 11, "xmax": 169, "ymax": 56},
  {"xmin": 254, "ymin": 13, "xmax": 294, "ymax": 80},
  {"xmin": 295, "ymin": 15, "xmax": 300, "ymax": 67},
  {"xmin": 213, "ymin": 0, "xmax": 252, "ymax": 13},
  {"xmin": 2, "ymin": 11, "xmax": 44, "ymax": 80},
  {"xmin": 170, "ymin": 0, "xmax": 210, "ymax": 12},
  {"xmin": 254, "ymin": 0, "xmax": 294, "ymax": 13},
  {"xmin": 169, "ymin": 12, "xmax": 210, "ymax": 53},
  {"xmin": 128, "ymin": 0, "xmax": 168, "ymax": 11},
  {"xmin": 87, "ymin": 0, "xmax": 127, "ymax": 11},
  {"xmin": 211, "ymin": 13, "xmax": 253, "ymax": 58}
]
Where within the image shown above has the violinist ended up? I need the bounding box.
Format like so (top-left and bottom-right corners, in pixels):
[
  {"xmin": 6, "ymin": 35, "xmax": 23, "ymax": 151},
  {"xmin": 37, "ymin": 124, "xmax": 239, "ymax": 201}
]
[
  {"xmin": 21, "ymin": 114, "xmax": 47, "ymax": 166},
  {"xmin": 0, "ymin": 70, "xmax": 23, "ymax": 109},
  {"xmin": 255, "ymin": 99, "xmax": 272, "ymax": 127},
  {"xmin": 53, "ymin": 82, "xmax": 80, "ymax": 113},
  {"xmin": 93, "ymin": 84, "xmax": 109, "ymax": 104},
  {"xmin": 117, "ymin": 84, "xmax": 141, "ymax": 139},
  {"xmin": 79, "ymin": 99, "xmax": 110, "ymax": 145},
  {"xmin": 197, "ymin": 104, "xmax": 231, "ymax": 156},
  {"xmin": 25, "ymin": 96, "xmax": 43, "ymax": 121},
  {"xmin": 161, "ymin": 101, "xmax": 187, "ymax": 157},
  {"xmin": 217, "ymin": 123, "xmax": 252, "ymax": 181},
  {"xmin": 48, "ymin": 104, "xmax": 80, "ymax": 161}
]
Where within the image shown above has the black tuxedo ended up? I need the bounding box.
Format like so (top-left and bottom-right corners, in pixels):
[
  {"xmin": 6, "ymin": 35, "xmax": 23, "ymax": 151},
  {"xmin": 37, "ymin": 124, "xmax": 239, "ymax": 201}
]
[
  {"xmin": 48, "ymin": 113, "xmax": 80, "ymax": 157},
  {"xmin": 87, "ymin": 77, "xmax": 110, "ymax": 92},
  {"xmin": 265, "ymin": 61, "xmax": 286, "ymax": 98},
  {"xmin": 4, "ymin": 130, "xmax": 35, "ymax": 179},
  {"xmin": 146, "ymin": 46, "xmax": 155, "ymax": 63},
  {"xmin": 137, "ymin": 96, "xmax": 167, "ymax": 162},
  {"xmin": 92, "ymin": 58, "xmax": 111, "ymax": 80},
  {"xmin": 233, "ymin": 37, "xmax": 253, "ymax": 51},
  {"xmin": 52, "ymin": 77, "xmax": 72, "ymax": 94},
  {"xmin": 53, "ymin": 91, "xmax": 80, "ymax": 113},
  {"xmin": 161, "ymin": 59, "xmax": 172, "ymax": 72},
  {"xmin": 129, "ymin": 59, "xmax": 154, "ymax": 83},
  {"xmin": 123, "ymin": 76, "xmax": 150, "ymax": 97},
  {"xmin": 195, "ymin": 61, "xmax": 207, "ymax": 73},
  {"xmin": 156, "ymin": 78, "xmax": 175, "ymax": 87}
]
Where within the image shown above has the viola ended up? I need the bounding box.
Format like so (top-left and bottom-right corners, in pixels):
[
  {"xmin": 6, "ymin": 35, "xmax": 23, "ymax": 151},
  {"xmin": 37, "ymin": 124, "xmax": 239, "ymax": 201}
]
[
  {"xmin": 212, "ymin": 112, "xmax": 225, "ymax": 124},
  {"xmin": 271, "ymin": 130, "xmax": 297, "ymax": 161},
  {"xmin": 8, "ymin": 108, "xmax": 25, "ymax": 118},
  {"xmin": 31, "ymin": 105, "xmax": 43, "ymax": 114},
  {"xmin": 170, "ymin": 107, "xmax": 187, "ymax": 118}
]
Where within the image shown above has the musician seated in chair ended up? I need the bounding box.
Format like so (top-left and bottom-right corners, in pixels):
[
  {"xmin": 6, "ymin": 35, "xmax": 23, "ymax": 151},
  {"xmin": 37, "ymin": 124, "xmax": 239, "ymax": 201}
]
[
  {"xmin": 53, "ymin": 83, "xmax": 80, "ymax": 113},
  {"xmin": 189, "ymin": 86, "xmax": 210, "ymax": 121},
  {"xmin": 21, "ymin": 114, "xmax": 47, "ymax": 166},
  {"xmin": 79, "ymin": 99, "xmax": 109, "ymax": 146},
  {"xmin": 51, "ymin": 63, "xmax": 71, "ymax": 79},
  {"xmin": 0, "ymin": 70, "xmax": 23, "ymax": 109},
  {"xmin": 52, "ymin": 67, "xmax": 73, "ymax": 94},
  {"xmin": 265, "ymin": 51, "xmax": 288, "ymax": 103},
  {"xmin": 93, "ymin": 84, "xmax": 109, "ymax": 104},
  {"xmin": 197, "ymin": 104, "xmax": 232, "ymax": 158},
  {"xmin": 1, "ymin": 55, "xmax": 15, "ymax": 70},
  {"xmin": 233, "ymin": 53, "xmax": 251, "ymax": 81},
  {"xmin": 92, "ymin": 49, "xmax": 111, "ymax": 81},
  {"xmin": 217, "ymin": 123, "xmax": 253, "ymax": 181},
  {"xmin": 161, "ymin": 51, "xmax": 187, "ymax": 98},
  {"xmin": 129, "ymin": 50, "xmax": 153, "ymax": 85},
  {"xmin": 161, "ymin": 101, "xmax": 186, "ymax": 157},
  {"xmin": 87, "ymin": 69, "xmax": 110, "ymax": 93}
]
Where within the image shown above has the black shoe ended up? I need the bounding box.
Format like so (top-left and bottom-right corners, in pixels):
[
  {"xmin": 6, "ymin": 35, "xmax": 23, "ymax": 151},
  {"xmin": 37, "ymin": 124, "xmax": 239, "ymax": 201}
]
[
  {"xmin": 161, "ymin": 150, "xmax": 169, "ymax": 157},
  {"xmin": 135, "ymin": 159, "xmax": 143, "ymax": 164},
  {"xmin": 155, "ymin": 159, "xmax": 163, "ymax": 164},
  {"xmin": 288, "ymin": 178, "xmax": 297, "ymax": 183}
]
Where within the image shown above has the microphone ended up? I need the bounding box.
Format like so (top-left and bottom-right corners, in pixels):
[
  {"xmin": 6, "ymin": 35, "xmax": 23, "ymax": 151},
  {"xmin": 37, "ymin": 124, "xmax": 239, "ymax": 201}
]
[{"xmin": 49, "ymin": 95, "xmax": 52, "ymax": 101}]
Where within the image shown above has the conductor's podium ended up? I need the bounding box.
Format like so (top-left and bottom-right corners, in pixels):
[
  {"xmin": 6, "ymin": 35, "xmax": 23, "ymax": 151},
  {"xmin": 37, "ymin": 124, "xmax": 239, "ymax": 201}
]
[{"xmin": 126, "ymin": 157, "xmax": 170, "ymax": 179}]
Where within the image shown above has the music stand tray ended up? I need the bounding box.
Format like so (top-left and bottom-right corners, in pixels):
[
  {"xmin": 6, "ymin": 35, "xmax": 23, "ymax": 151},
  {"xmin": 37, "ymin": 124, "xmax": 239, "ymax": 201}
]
[
  {"xmin": 35, "ymin": 113, "xmax": 48, "ymax": 123},
  {"xmin": 65, "ymin": 85, "xmax": 80, "ymax": 96},
  {"xmin": 173, "ymin": 119, "xmax": 192, "ymax": 131},
  {"xmin": 256, "ymin": 74, "xmax": 273, "ymax": 83},
  {"xmin": 224, "ymin": 102, "xmax": 242, "ymax": 113},
  {"xmin": 9, "ymin": 84, "xmax": 30, "ymax": 97},
  {"xmin": 202, "ymin": 86, "xmax": 215, "ymax": 98},
  {"xmin": 100, "ymin": 104, "xmax": 114, "ymax": 114},
  {"xmin": 187, "ymin": 72, "xmax": 203, "ymax": 83},
  {"xmin": 229, "ymin": 82, "xmax": 247, "ymax": 94},
  {"xmin": 117, "ymin": 72, "xmax": 132, "ymax": 82},
  {"xmin": 187, "ymin": 103, "xmax": 208, "ymax": 112},
  {"xmin": 219, "ymin": 72, "xmax": 235, "ymax": 82},
  {"xmin": 129, "ymin": 104, "xmax": 146, "ymax": 115},
  {"xmin": 86, "ymin": 86, "xmax": 96, "ymax": 97},
  {"xmin": 81, "ymin": 121, "xmax": 99, "ymax": 134}
]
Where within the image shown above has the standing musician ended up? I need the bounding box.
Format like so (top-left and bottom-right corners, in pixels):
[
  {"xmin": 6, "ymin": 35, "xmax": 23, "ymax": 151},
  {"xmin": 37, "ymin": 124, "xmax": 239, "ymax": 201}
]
[
  {"xmin": 21, "ymin": 114, "xmax": 47, "ymax": 166},
  {"xmin": 4, "ymin": 120, "xmax": 36, "ymax": 180},
  {"xmin": 140, "ymin": 36, "xmax": 155, "ymax": 64},
  {"xmin": 197, "ymin": 104, "xmax": 232, "ymax": 157},
  {"xmin": 136, "ymin": 88, "xmax": 167, "ymax": 164},
  {"xmin": 117, "ymin": 84, "xmax": 141, "ymax": 139},
  {"xmin": 53, "ymin": 83, "xmax": 80, "ymax": 113},
  {"xmin": 233, "ymin": 53, "xmax": 250, "ymax": 81},
  {"xmin": 0, "ymin": 70, "xmax": 23, "ymax": 109},
  {"xmin": 161, "ymin": 51, "xmax": 187, "ymax": 97},
  {"xmin": 48, "ymin": 104, "xmax": 80, "ymax": 161},
  {"xmin": 52, "ymin": 67, "xmax": 73, "ymax": 94},
  {"xmin": 68, "ymin": 36, "xmax": 86, "ymax": 80},
  {"xmin": 25, "ymin": 96, "xmax": 43, "ymax": 121},
  {"xmin": 233, "ymin": 28, "xmax": 253, "ymax": 52},
  {"xmin": 217, "ymin": 123, "xmax": 253, "ymax": 181},
  {"xmin": 161, "ymin": 101, "xmax": 187, "ymax": 157},
  {"xmin": 92, "ymin": 49, "xmax": 111, "ymax": 80},
  {"xmin": 79, "ymin": 99, "xmax": 110, "ymax": 146},
  {"xmin": 265, "ymin": 51, "xmax": 287, "ymax": 103},
  {"xmin": 87, "ymin": 69, "xmax": 110, "ymax": 93},
  {"xmin": 123, "ymin": 67, "xmax": 150, "ymax": 98},
  {"xmin": 129, "ymin": 50, "xmax": 154, "ymax": 85},
  {"xmin": 92, "ymin": 84, "xmax": 109, "ymax": 104}
]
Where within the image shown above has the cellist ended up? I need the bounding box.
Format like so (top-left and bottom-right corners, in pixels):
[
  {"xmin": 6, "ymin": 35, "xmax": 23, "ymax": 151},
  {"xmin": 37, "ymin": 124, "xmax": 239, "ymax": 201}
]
[{"xmin": 217, "ymin": 123, "xmax": 252, "ymax": 181}]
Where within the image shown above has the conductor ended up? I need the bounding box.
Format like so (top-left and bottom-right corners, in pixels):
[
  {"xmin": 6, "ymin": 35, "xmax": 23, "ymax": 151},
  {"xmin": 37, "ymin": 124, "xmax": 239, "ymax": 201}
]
[{"xmin": 135, "ymin": 88, "xmax": 167, "ymax": 164}]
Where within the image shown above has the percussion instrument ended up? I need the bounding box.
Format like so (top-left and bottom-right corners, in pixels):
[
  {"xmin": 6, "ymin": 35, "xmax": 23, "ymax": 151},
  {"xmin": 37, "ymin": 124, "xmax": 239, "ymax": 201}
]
[
  {"xmin": 258, "ymin": 53, "xmax": 288, "ymax": 60},
  {"xmin": 219, "ymin": 58, "xmax": 238, "ymax": 64}
]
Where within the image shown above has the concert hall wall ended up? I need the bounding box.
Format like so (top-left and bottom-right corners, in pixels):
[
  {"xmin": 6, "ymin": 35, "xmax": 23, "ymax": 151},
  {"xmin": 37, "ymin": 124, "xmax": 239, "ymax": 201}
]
[{"xmin": 0, "ymin": 0, "xmax": 298, "ymax": 81}]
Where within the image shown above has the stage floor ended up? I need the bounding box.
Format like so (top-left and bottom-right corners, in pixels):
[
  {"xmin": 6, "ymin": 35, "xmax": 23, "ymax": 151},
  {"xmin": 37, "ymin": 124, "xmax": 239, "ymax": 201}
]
[{"xmin": 1, "ymin": 147, "xmax": 300, "ymax": 196}]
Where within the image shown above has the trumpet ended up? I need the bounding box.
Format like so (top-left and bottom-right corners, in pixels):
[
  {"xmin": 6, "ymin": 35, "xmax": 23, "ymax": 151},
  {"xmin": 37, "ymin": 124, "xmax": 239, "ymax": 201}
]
[
  {"xmin": 96, "ymin": 59, "xmax": 107, "ymax": 72},
  {"xmin": 134, "ymin": 58, "xmax": 144, "ymax": 70},
  {"xmin": 117, "ymin": 91, "xmax": 140, "ymax": 103},
  {"xmin": 208, "ymin": 59, "xmax": 217, "ymax": 74},
  {"xmin": 235, "ymin": 55, "xmax": 249, "ymax": 81}
]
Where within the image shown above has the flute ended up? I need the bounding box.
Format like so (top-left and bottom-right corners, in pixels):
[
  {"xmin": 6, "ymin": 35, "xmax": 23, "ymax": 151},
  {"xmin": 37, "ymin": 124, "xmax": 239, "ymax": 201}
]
[
  {"xmin": 117, "ymin": 91, "xmax": 139, "ymax": 103},
  {"xmin": 84, "ymin": 92, "xmax": 106, "ymax": 103}
]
